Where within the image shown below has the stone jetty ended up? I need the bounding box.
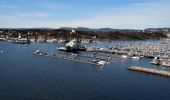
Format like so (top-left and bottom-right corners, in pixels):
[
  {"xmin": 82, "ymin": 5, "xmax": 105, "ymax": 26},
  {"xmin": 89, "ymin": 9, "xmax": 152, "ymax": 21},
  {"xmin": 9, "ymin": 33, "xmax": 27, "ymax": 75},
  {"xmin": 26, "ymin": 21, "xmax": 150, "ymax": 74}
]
[{"xmin": 128, "ymin": 66, "xmax": 170, "ymax": 77}]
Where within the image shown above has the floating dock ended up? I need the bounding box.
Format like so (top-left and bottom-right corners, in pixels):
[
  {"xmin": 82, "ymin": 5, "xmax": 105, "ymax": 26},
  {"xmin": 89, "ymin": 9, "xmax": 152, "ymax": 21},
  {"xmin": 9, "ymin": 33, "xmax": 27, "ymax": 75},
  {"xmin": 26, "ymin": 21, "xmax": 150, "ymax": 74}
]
[
  {"xmin": 128, "ymin": 66, "xmax": 170, "ymax": 77},
  {"xmin": 56, "ymin": 56, "xmax": 102, "ymax": 66},
  {"xmin": 34, "ymin": 51, "xmax": 106, "ymax": 66}
]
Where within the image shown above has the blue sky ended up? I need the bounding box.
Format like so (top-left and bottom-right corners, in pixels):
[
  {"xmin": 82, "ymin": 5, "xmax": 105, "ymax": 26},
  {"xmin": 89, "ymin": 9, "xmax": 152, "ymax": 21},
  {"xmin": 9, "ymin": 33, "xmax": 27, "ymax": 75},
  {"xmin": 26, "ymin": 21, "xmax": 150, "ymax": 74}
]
[{"xmin": 0, "ymin": 0, "xmax": 170, "ymax": 29}]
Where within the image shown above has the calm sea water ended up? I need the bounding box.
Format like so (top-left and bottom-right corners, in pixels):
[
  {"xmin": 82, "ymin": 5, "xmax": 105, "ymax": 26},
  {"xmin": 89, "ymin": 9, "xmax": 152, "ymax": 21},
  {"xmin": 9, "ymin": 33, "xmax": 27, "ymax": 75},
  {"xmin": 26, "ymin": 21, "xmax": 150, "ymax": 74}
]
[{"xmin": 0, "ymin": 41, "xmax": 170, "ymax": 100}]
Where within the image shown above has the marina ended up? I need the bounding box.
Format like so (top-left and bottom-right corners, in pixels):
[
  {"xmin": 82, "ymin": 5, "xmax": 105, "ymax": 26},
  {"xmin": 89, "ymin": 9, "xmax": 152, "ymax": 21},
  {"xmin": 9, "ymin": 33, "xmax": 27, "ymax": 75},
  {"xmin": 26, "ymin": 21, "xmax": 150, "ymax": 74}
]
[
  {"xmin": 2, "ymin": 33, "xmax": 170, "ymax": 67},
  {"xmin": 1, "ymin": 40, "xmax": 170, "ymax": 100},
  {"xmin": 84, "ymin": 40, "xmax": 170, "ymax": 67},
  {"xmin": 34, "ymin": 50, "xmax": 107, "ymax": 66},
  {"xmin": 1, "ymin": 0, "xmax": 170, "ymax": 99},
  {"xmin": 1, "ymin": 29, "xmax": 170, "ymax": 99},
  {"xmin": 30, "ymin": 38, "xmax": 170, "ymax": 68}
]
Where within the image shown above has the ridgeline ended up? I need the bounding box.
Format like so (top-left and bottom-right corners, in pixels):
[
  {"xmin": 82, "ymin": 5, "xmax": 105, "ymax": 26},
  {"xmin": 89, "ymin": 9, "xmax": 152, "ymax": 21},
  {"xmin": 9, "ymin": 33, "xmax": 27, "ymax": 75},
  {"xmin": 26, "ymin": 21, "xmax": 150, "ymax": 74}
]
[{"xmin": 0, "ymin": 27, "xmax": 167, "ymax": 40}]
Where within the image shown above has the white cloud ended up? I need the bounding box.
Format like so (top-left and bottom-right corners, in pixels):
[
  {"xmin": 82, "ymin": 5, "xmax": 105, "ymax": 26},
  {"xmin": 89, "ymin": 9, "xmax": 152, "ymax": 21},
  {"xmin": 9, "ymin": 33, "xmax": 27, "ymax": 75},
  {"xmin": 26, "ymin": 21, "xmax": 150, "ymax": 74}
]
[
  {"xmin": 0, "ymin": 4, "xmax": 18, "ymax": 9},
  {"xmin": 20, "ymin": 12, "xmax": 51, "ymax": 18},
  {"xmin": 54, "ymin": 0, "xmax": 170, "ymax": 29},
  {"xmin": 39, "ymin": 2, "xmax": 73, "ymax": 10},
  {"xmin": 0, "ymin": 0, "xmax": 170, "ymax": 29}
]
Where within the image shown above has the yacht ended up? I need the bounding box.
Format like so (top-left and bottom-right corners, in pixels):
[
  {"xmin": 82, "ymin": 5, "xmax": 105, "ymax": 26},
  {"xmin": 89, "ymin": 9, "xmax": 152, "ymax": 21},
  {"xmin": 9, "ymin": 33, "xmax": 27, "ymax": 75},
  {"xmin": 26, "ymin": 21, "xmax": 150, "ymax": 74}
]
[
  {"xmin": 132, "ymin": 56, "xmax": 140, "ymax": 60},
  {"xmin": 97, "ymin": 61, "xmax": 106, "ymax": 66},
  {"xmin": 150, "ymin": 57, "xmax": 160, "ymax": 65},
  {"xmin": 34, "ymin": 49, "xmax": 47, "ymax": 55},
  {"xmin": 122, "ymin": 55, "xmax": 128, "ymax": 59},
  {"xmin": 58, "ymin": 39, "xmax": 86, "ymax": 52}
]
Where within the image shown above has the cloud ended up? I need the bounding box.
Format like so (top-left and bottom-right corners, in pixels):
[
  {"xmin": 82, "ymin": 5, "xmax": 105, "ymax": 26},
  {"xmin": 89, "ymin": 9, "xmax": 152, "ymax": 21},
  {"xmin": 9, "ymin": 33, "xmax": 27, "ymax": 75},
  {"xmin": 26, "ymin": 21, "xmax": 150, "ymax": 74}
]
[
  {"xmin": 20, "ymin": 12, "xmax": 52, "ymax": 18},
  {"xmin": 0, "ymin": 12, "xmax": 52, "ymax": 28},
  {"xmin": 54, "ymin": 0, "xmax": 170, "ymax": 29},
  {"xmin": 0, "ymin": 4, "xmax": 18, "ymax": 9},
  {"xmin": 29, "ymin": 0, "xmax": 168, "ymax": 29},
  {"xmin": 39, "ymin": 2, "xmax": 72, "ymax": 10},
  {"xmin": 0, "ymin": 0, "xmax": 170, "ymax": 29}
]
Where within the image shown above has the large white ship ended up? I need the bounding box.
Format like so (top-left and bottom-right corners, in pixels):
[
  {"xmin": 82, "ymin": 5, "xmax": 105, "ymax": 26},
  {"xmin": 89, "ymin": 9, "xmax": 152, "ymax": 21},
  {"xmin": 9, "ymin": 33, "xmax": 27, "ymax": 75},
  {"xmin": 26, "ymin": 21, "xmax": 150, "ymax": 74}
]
[{"xmin": 58, "ymin": 39, "xmax": 86, "ymax": 52}]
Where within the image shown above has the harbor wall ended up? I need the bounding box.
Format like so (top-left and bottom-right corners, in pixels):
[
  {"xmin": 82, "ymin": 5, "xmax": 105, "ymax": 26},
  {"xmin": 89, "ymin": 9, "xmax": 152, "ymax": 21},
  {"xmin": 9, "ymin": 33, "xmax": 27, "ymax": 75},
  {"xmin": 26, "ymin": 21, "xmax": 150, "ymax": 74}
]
[{"xmin": 128, "ymin": 66, "xmax": 170, "ymax": 77}]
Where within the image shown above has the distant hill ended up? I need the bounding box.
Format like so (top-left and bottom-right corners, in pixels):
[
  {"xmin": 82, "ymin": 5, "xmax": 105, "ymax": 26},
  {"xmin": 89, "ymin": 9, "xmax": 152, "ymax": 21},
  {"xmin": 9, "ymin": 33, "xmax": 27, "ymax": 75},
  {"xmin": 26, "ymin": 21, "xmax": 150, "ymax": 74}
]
[
  {"xmin": 60, "ymin": 27, "xmax": 93, "ymax": 31},
  {"xmin": 59, "ymin": 27, "xmax": 143, "ymax": 32},
  {"xmin": 0, "ymin": 27, "xmax": 168, "ymax": 40},
  {"xmin": 144, "ymin": 28, "xmax": 170, "ymax": 33}
]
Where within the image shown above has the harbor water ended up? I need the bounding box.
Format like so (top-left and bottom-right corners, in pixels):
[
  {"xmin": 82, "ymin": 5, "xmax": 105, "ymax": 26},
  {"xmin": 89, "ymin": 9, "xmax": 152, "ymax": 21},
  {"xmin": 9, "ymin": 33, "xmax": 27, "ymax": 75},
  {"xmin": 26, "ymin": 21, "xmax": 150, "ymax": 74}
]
[{"xmin": 0, "ymin": 41, "xmax": 170, "ymax": 100}]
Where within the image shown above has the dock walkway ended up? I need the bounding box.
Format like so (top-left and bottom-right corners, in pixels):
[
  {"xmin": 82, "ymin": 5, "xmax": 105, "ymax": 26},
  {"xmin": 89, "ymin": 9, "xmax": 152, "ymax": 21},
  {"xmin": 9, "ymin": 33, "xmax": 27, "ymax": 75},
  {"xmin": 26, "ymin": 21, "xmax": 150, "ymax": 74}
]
[
  {"xmin": 34, "ymin": 52, "xmax": 104, "ymax": 66},
  {"xmin": 128, "ymin": 66, "xmax": 170, "ymax": 77}
]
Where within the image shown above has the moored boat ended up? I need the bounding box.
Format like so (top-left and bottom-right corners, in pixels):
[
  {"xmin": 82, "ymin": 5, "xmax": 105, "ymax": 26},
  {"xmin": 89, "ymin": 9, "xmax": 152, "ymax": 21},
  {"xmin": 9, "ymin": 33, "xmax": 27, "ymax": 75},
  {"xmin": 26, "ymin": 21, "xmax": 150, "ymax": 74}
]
[
  {"xmin": 58, "ymin": 39, "xmax": 86, "ymax": 52},
  {"xmin": 150, "ymin": 57, "xmax": 160, "ymax": 65}
]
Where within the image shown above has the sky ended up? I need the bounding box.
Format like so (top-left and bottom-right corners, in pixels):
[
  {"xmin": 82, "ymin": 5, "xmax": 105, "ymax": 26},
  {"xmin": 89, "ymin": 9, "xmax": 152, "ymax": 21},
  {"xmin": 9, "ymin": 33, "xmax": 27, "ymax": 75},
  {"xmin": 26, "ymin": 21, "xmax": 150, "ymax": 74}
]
[{"xmin": 0, "ymin": 0, "xmax": 170, "ymax": 29}]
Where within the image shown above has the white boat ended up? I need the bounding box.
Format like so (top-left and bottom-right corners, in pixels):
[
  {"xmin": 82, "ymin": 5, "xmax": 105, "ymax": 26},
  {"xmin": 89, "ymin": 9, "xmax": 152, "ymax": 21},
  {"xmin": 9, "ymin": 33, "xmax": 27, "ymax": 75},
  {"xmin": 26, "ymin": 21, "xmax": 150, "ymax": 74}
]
[
  {"xmin": 150, "ymin": 57, "xmax": 159, "ymax": 65},
  {"xmin": 34, "ymin": 49, "xmax": 41, "ymax": 54},
  {"xmin": 34, "ymin": 49, "xmax": 47, "ymax": 55},
  {"xmin": 122, "ymin": 55, "xmax": 128, "ymax": 59},
  {"xmin": 58, "ymin": 47, "xmax": 67, "ymax": 51},
  {"xmin": 81, "ymin": 40, "xmax": 89, "ymax": 43},
  {"xmin": 132, "ymin": 56, "xmax": 140, "ymax": 60},
  {"xmin": 0, "ymin": 38, "xmax": 6, "ymax": 41},
  {"xmin": 58, "ymin": 39, "xmax": 66, "ymax": 43},
  {"xmin": 97, "ymin": 61, "xmax": 106, "ymax": 66},
  {"xmin": 58, "ymin": 39, "xmax": 86, "ymax": 52},
  {"xmin": 46, "ymin": 39, "xmax": 58, "ymax": 43}
]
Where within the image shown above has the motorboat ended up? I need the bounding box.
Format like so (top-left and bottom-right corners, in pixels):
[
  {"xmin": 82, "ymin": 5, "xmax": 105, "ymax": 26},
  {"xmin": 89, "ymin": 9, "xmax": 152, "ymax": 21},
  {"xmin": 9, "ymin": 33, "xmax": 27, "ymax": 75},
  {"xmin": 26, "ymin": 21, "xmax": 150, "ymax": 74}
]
[
  {"xmin": 122, "ymin": 55, "xmax": 128, "ymax": 59},
  {"xmin": 132, "ymin": 56, "xmax": 140, "ymax": 60},
  {"xmin": 97, "ymin": 61, "xmax": 106, "ymax": 66},
  {"xmin": 34, "ymin": 49, "xmax": 47, "ymax": 55},
  {"xmin": 150, "ymin": 57, "xmax": 160, "ymax": 65}
]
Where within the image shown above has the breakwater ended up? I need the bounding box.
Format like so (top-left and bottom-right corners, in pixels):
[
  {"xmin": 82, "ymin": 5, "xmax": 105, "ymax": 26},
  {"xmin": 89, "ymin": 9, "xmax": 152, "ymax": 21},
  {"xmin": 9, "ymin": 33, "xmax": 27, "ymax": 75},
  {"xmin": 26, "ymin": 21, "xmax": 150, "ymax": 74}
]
[{"xmin": 128, "ymin": 66, "xmax": 170, "ymax": 77}]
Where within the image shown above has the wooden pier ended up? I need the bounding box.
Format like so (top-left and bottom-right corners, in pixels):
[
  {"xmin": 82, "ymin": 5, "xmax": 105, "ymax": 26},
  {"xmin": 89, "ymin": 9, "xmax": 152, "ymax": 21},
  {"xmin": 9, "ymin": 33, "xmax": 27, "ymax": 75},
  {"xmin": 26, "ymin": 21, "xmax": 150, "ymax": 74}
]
[
  {"xmin": 128, "ymin": 66, "xmax": 170, "ymax": 77},
  {"xmin": 56, "ymin": 56, "xmax": 102, "ymax": 66},
  {"xmin": 34, "ymin": 52, "xmax": 105, "ymax": 66}
]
